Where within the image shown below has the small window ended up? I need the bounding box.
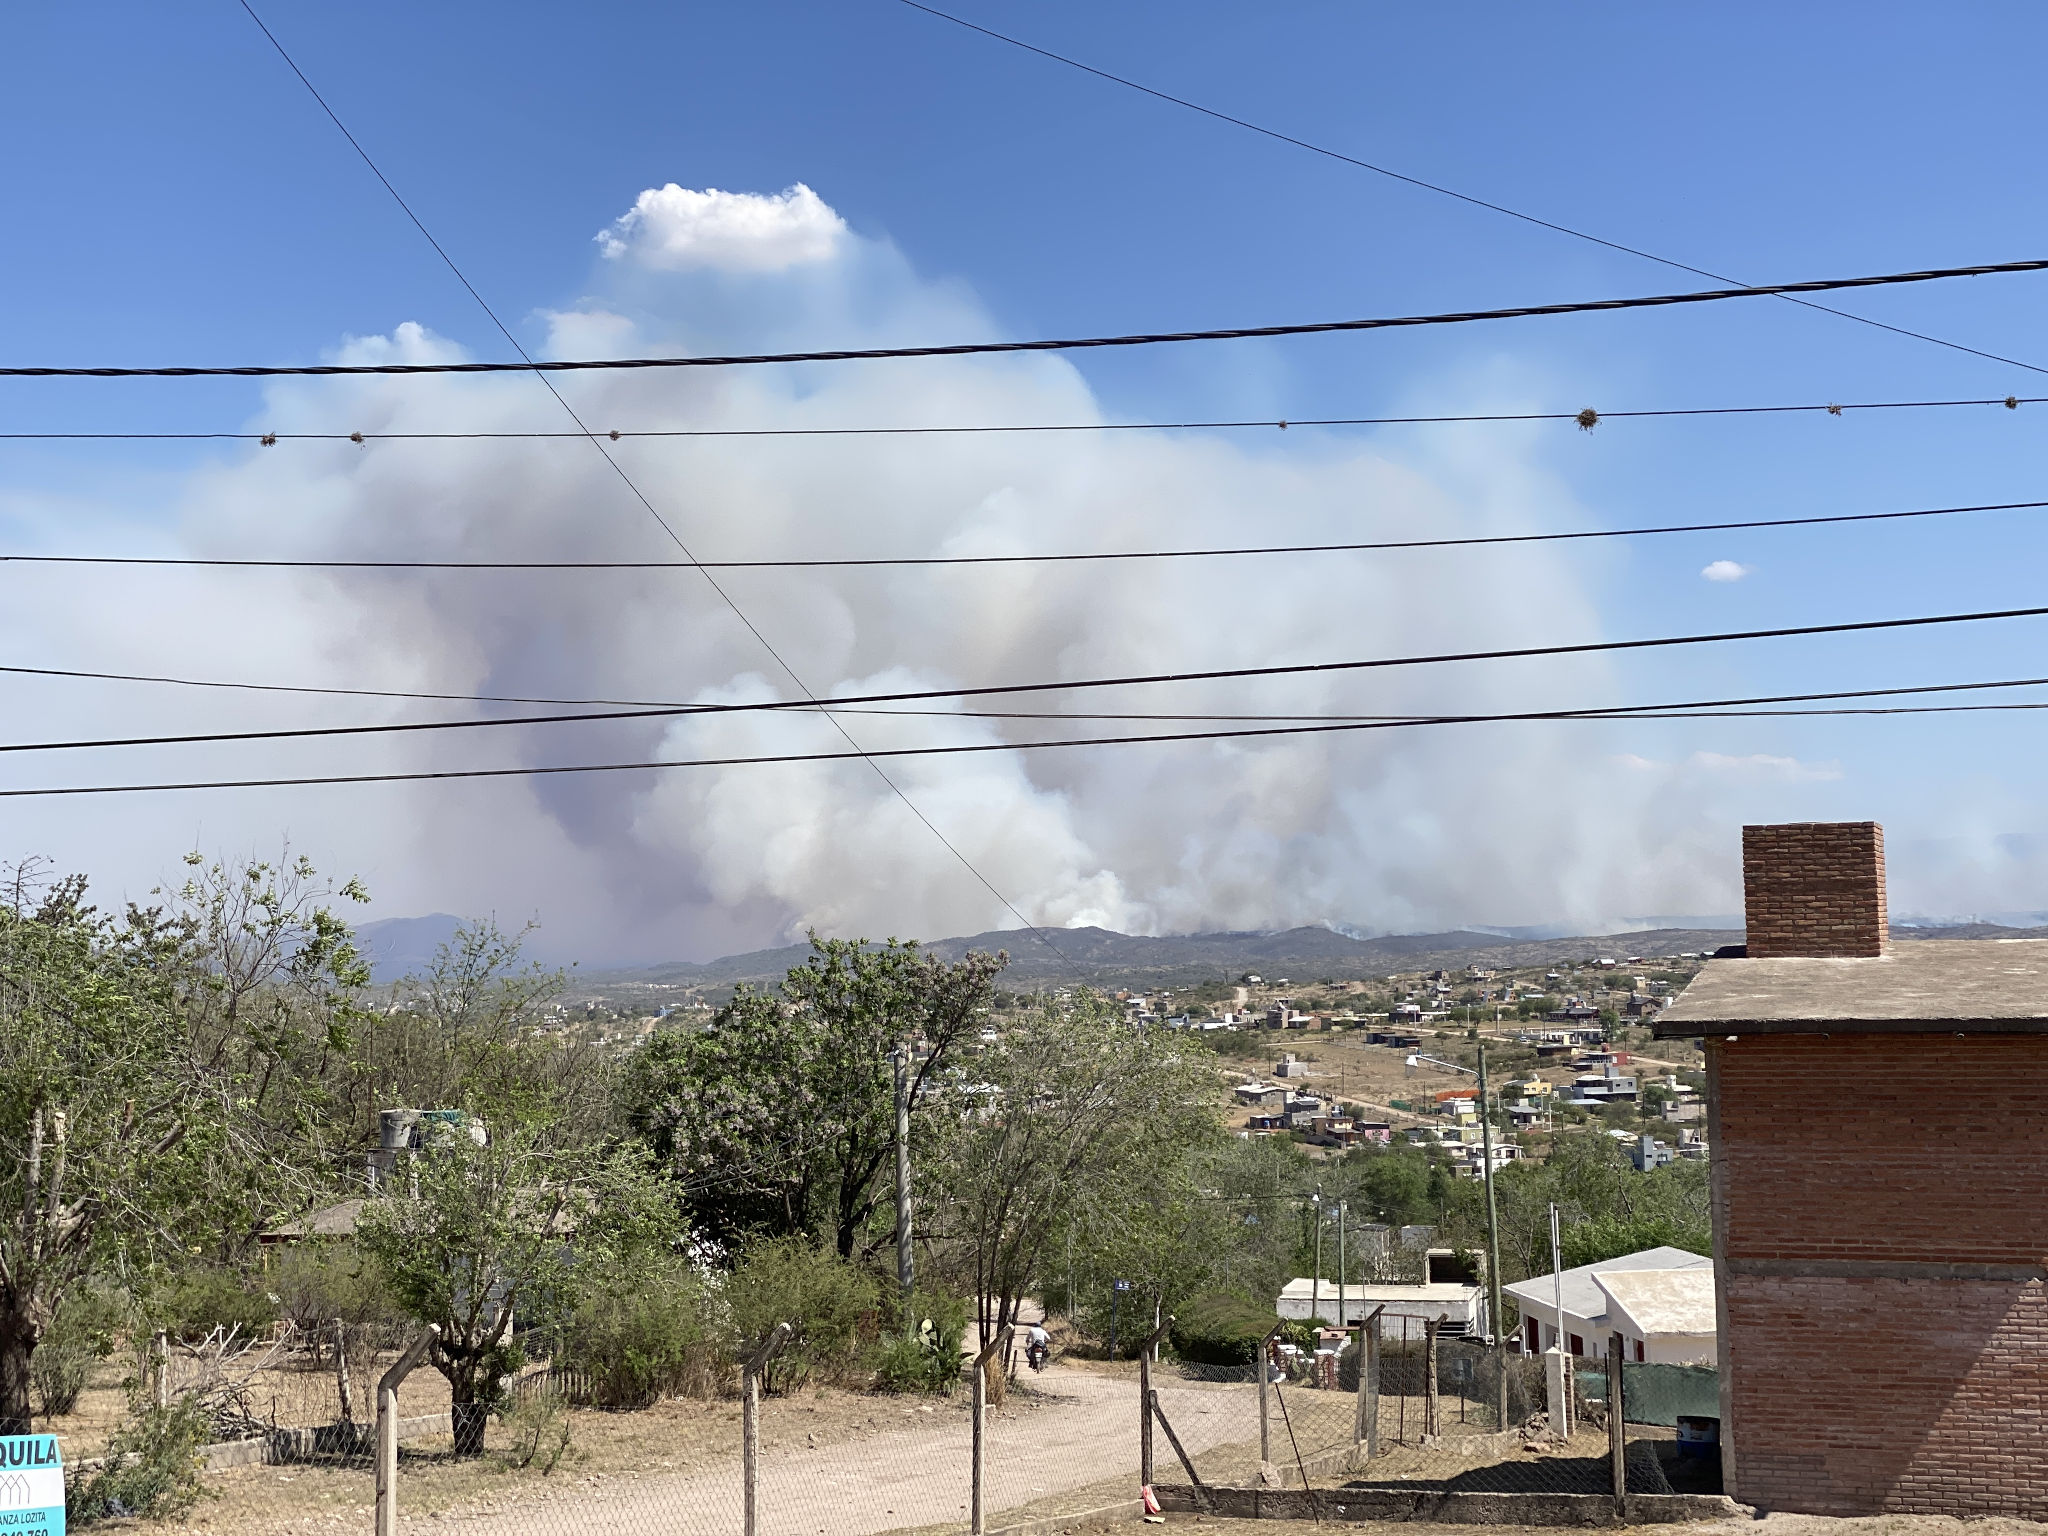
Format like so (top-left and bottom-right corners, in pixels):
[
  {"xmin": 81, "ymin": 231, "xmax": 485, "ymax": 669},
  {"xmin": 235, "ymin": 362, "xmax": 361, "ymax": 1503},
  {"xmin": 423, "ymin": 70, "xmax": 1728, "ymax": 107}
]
[{"xmin": 1569, "ymin": 1333, "xmax": 1584, "ymax": 1356}]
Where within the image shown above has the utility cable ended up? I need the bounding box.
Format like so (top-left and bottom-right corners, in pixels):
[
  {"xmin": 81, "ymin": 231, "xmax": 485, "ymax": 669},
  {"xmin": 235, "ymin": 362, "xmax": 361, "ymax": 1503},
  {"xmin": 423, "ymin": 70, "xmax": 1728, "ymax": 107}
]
[
  {"xmin": 0, "ymin": 392, "xmax": 2037, "ymax": 441},
  {"xmin": 3, "ymin": 690, "xmax": 2045, "ymax": 799},
  {"xmin": 6, "ymin": 605, "xmax": 2048, "ymax": 745},
  {"xmin": 6, "ymin": 494, "xmax": 2042, "ymax": 574},
  {"xmin": 236, "ymin": 1, "xmax": 1085, "ymax": 981},
  {"xmin": 0, "ymin": 672, "xmax": 2045, "ymax": 756},
  {"xmin": 892, "ymin": 0, "xmax": 2048, "ymax": 378},
  {"xmin": 6, "ymin": 259, "xmax": 2043, "ymax": 377}
]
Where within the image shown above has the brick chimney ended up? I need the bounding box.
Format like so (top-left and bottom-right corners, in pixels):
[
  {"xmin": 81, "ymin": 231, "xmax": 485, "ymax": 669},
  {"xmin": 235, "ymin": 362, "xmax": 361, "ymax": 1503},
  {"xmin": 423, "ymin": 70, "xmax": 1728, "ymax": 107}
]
[{"xmin": 1741, "ymin": 821, "xmax": 1888, "ymax": 958}]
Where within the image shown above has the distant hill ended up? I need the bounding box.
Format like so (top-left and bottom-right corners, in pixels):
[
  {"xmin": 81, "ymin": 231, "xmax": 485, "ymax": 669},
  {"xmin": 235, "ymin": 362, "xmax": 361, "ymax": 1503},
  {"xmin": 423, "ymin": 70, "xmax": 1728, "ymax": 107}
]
[
  {"xmin": 604, "ymin": 923, "xmax": 1749, "ymax": 992},
  {"xmin": 367, "ymin": 912, "xmax": 2034, "ymax": 996}
]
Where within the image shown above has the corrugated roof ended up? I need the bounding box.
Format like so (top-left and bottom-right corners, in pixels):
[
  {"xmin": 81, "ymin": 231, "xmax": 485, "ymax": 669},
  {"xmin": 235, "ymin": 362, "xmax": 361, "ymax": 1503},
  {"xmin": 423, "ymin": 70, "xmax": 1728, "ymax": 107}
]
[
  {"xmin": 1500, "ymin": 1246, "xmax": 1711, "ymax": 1322},
  {"xmin": 1594, "ymin": 1268, "xmax": 1717, "ymax": 1338}
]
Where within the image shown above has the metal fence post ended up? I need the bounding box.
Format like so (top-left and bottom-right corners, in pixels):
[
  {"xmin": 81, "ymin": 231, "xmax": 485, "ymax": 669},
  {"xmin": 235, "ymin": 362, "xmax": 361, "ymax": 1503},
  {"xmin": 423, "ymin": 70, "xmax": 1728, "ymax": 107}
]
[
  {"xmin": 1354, "ymin": 1306, "xmax": 1384, "ymax": 1459},
  {"xmin": 1607, "ymin": 1331, "xmax": 1627, "ymax": 1519},
  {"xmin": 1257, "ymin": 1331, "xmax": 1268, "ymax": 1466},
  {"xmin": 971, "ymin": 1324, "xmax": 1013, "ymax": 1536},
  {"xmin": 375, "ymin": 1325, "xmax": 439, "ymax": 1536},
  {"xmin": 743, "ymin": 1323, "xmax": 794, "ymax": 1536}
]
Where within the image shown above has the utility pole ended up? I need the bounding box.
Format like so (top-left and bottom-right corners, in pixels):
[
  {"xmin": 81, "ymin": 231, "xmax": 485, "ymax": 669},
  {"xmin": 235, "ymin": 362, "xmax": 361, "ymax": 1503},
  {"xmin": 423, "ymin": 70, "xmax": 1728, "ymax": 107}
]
[
  {"xmin": 1309, "ymin": 1193, "xmax": 1323, "ymax": 1323},
  {"xmin": 1336, "ymin": 1199, "xmax": 1348, "ymax": 1328},
  {"xmin": 892, "ymin": 1044, "xmax": 914, "ymax": 1333},
  {"xmin": 1476, "ymin": 1043, "xmax": 1508, "ymax": 1426}
]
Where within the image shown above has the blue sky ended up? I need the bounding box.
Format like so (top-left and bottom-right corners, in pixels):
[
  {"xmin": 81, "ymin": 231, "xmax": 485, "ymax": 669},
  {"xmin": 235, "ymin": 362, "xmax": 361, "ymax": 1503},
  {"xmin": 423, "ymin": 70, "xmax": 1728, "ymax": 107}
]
[{"xmin": 1, "ymin": 2, "xmax": 2046, "ymax": 960}]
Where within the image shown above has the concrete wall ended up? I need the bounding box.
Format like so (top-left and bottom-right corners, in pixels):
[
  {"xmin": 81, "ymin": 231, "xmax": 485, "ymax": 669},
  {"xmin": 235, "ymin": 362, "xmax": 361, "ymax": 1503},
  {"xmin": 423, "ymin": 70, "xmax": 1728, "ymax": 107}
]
[{"xmin": 1714, "ymin": 1032, "xmax": 2048, "ymax": 1516}]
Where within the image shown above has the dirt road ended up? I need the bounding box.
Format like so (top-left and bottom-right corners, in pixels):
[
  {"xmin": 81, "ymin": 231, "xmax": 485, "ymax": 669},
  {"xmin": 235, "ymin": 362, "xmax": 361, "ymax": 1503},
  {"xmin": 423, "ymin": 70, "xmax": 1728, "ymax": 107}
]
[{"xmin": 415, "ymin": 1367, "xmax": 1260, "ymax": 1536}]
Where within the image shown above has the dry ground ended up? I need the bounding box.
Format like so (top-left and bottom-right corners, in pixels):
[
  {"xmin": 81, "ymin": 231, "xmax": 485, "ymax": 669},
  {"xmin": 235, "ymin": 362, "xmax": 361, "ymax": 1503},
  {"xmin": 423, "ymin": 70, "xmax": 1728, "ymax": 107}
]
[{"xmin": 1050, "ymin": 1515, "xmax": 2048, "ymax": 1536}]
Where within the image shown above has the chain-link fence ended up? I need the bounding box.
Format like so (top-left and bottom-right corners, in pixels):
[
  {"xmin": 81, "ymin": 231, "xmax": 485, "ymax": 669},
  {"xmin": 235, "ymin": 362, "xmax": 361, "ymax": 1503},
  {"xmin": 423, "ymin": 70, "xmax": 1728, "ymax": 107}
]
[
  {"xmin": 72, "ymin": 1323, "xmax": 1148, "ymax": 1536},
  {"xmin": 1138, "ymin": 1321, "xmax": 1719, "ymax": 1510},
  {"xmin": 1612, "ymin": 1357, "xmax": 1723, "ymax": 1498}
]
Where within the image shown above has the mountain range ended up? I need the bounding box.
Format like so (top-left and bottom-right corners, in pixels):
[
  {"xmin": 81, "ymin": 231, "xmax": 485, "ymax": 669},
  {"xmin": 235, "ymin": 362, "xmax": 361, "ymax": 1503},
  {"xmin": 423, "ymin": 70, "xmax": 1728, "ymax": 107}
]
[{"xmin": 360, "ymin": 913, "xmax": 2048, "ymax": 991}]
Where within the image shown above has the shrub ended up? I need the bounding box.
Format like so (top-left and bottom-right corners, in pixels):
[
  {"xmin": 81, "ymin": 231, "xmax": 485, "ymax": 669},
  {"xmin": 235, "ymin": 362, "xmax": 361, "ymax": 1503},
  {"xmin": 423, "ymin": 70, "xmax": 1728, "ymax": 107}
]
[
  {"xmin": 269, "ymin": 1241, "xmax": 405, "ymax": 1344},
  {"xmin": 498, "ymin": 1382, "xmax": 573, "ymax": 1475},
  {"xmin": 724, "ymin": 1238, "xmax": 879, "ymax": 1391},
  {"xmin": 872, "ymin": 1291, "xmax": 967, "ymax": 1393},
  {"xmin": 36, "ymin": 1287, "xmax": 122, "ymax": 1419},
  {"xmin": 153, "ymin": 1266, "xmax": 278, "ymax": 1345},
  {"xmin": 557, "ymin": 1254, "xmax": 715, "ymax": 1406},
  {"xmin": 67, "ymin": 1398, "xmax": 210, "ymax": 1526},
  {"xmin": 1169, "ymin": 1292, "xmax": 1279, "ymax": 1366}
]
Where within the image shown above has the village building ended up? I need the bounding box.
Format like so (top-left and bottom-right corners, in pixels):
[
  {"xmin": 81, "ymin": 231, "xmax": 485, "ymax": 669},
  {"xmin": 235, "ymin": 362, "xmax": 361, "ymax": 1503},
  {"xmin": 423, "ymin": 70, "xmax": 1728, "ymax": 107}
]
[
  {"xmin": 1659, "ymin": 820, "xmax": 2048, "ymax": 1518},
  {"xmin": 1501, "ymin": 1245, "xmax": 1712, "ymax": 1359},
  {"xmin": 1276, "ymin": 1277, "xmax": 1488, "ymax": 1337}
]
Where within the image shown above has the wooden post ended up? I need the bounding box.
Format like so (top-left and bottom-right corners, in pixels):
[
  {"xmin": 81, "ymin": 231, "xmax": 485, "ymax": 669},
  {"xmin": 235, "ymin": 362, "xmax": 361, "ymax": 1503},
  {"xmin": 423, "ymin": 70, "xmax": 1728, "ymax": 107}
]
[
  {"xmin": 970, "ymin": 1324, "xmax": 1013, "ymax": 1536},
  {"xmin": 1607, "ymin": 1331, "xmax": 1627, "ymax": 1518},
  {"xmin": 374, "ymin": 1325, "xmax": 439, "ymax": 1536},
  {"xmin": 1397, "ymin": 1314, "xmax": 1409, "ymax": 1445},
  {"xmin": 1423, "ymin": 1316, "xmax": 1442, "ymax": 1438},
  {"xmin": 1137, "ymin": 1315, "xmax": 1173, "ymax": 1488},
  {"xmin": 334, "ymin": 1318, "xmax": 354, "ymax": 1426},
  {"xmin": 152, "ymin": 1330, "xmax": 170, "ymax": 1410},
  {"xmin": 892, "ymin": 1045, "xmax": 914, "ymax": 1331},
  {"xmin": 1257, "ymin": 1330, "xmax": 1269, "ymax": 1465},
  {"xmin": 743, "ymin": 1323, "xmax": 793, "ymax": 1536},
  {"xmin": 1354, "ymin": 1305, "xmax": 1384, "ymax": 1459}
]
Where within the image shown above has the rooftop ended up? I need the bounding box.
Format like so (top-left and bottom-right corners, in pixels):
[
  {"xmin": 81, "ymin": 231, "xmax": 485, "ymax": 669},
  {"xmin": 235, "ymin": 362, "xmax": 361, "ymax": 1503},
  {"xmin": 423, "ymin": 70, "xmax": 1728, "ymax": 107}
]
[
  {"xmin": 1656, "ymin": 938, "xmax": 2048, "ymax": 1036},
  {"xmin": 1594, "ymin": 1267, "xmax": 1717, "ymax": 1339},
  {"xmin": 1500, "ymin": 1245, "xmax": 1711, "ymax": 1321},
  {"xmin": 1278, "ymin": 1279, "xmax": 1480, "ymax": 1301}
]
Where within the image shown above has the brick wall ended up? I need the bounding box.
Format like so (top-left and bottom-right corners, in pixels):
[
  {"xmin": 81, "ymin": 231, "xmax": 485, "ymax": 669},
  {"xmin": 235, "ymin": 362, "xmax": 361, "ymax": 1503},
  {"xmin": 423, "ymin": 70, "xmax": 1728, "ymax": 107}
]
[
  {"xmin": 1742, "ymin": 821, "xmax": 1888, "ymax": 958},
  {"xmin": 1714, "ymin": 1033, "xmax": 2048, "ymax": 1516}
]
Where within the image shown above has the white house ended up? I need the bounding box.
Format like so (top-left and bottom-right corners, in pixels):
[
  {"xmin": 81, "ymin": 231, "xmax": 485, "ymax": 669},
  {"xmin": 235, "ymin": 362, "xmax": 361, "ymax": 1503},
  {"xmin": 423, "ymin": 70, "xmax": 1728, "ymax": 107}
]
[
  {"xmin": 1500, "ymin": 1245, "xmax": 1711, "ymax": 1359},
  {"xmin": 1594, "ymin": 1267, "xmax": 1716, "ymax": 1365},
  {"xmin": 1276, "ymin": 1279, "xmax": 1488, "ymax": 1338}
]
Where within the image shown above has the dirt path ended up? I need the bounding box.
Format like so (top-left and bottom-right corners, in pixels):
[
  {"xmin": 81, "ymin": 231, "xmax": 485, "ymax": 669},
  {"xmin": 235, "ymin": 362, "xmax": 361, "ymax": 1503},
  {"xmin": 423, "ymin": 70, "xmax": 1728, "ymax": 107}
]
[{"xmin": 412, "ymin": 1368, "xmax": 1257, "ymax": 1536}]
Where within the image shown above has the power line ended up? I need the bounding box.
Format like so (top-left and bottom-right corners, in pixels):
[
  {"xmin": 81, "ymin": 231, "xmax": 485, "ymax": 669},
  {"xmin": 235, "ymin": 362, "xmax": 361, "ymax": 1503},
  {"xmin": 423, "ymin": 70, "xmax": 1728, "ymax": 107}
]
[
  {"xmin": 235, "ymin": 1, "xmax": 1085, "ymax": 982},
  {"xmin": 0, "ymin": 392, "xmax": 2036, "ymax": 441},
  {"xmin": 7, "ymin": 604, "xmax": 2048, "ymax": 745},
  {"xmin": 7, "ymin": 260, "xmax": 2044, "ymax": 378},
  {"xmin": 4, "ymin": 672, "xmax": 2048, "ymax": 757},
  {"xmin": 891, "ymin": 0, "xmax": 2048, "ymax": 378},
  {"xmin": 7, "ymin": 494, "xmax": 2042, "ymax": 574},
  {"xmin": 3, "ymin": 689, "xmax": 2046, "ymax": 800}
]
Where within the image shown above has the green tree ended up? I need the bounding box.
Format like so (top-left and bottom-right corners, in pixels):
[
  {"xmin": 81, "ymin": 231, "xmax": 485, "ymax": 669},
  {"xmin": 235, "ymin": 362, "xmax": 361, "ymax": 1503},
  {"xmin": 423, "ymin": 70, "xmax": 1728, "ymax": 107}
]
[
  {"xmin": 344, "ymin": 920, "xmax": 604, "ymax": 1146},
  {"xmin": 0, "ymin": 855, "xmax": 365, "ymax": 1434},
  {"xmin": 627, "ymin": 937, "xmax": 1005, "ymax": 1256},
  {"xmin": 357, "ymin": 1126, "xmax": 674, "ymax": 1455},
  {"xmin": 930, "ymin": 991, "xmax": 1217, "ymax": 1342}
]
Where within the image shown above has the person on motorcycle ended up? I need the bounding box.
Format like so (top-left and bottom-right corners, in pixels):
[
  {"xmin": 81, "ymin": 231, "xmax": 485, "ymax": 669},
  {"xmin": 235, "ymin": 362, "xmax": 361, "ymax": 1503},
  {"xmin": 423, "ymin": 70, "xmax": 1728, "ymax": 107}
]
[{"xmin": 1026, "ymin": 1322, "xmax": 1051, "ymax": 1370}]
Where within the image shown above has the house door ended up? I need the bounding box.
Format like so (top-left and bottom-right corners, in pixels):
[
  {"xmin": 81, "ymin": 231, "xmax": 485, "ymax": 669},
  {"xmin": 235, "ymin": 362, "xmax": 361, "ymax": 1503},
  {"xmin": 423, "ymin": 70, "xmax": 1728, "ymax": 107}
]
[{"xmin": 1526, "ymin": 1316, "xmax": 1540, "ymax": 1353}]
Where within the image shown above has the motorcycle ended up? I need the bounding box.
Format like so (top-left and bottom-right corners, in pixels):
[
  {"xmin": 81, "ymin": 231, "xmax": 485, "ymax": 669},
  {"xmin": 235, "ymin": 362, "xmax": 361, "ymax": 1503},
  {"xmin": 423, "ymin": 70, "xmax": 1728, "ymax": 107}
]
[{"xmin": 1026, "ymin": 1339, "xmax": 1050, "ymax": 1372}]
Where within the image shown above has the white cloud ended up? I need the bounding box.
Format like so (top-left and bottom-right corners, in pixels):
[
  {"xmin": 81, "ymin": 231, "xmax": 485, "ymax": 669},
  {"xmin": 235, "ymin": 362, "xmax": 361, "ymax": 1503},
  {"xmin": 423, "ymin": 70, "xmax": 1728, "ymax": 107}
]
[
  {"xmin": 1701, "ymin": 559, "xmax": 1751, "ymax": 582},
  {"xmin": 595, "ymin": 183, "xmax": 846, "ymax": 272}
]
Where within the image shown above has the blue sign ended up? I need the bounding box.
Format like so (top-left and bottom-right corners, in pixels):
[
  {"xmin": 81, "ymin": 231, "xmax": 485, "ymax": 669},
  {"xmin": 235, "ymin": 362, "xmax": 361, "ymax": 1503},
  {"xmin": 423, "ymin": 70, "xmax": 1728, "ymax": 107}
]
[
  {"xmin": 1113, "ymin": 1279, "xmax": 1131, "ymax": 1292},
  {"xmin": 0, "ymin": 1435, "xmax": 62, "ymax": 1536}
]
